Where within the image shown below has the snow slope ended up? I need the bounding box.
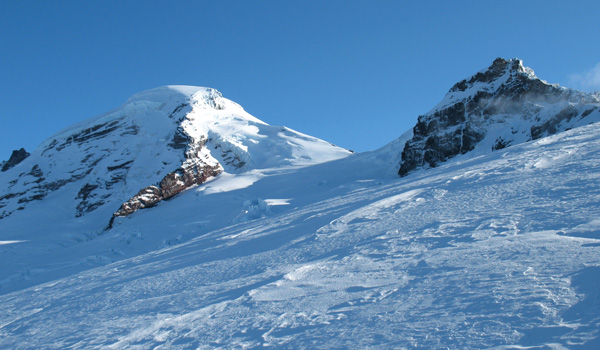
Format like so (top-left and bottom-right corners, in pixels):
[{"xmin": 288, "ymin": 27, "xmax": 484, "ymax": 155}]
[
  {"xmin": 0, "ymin": 86, "xmax": 350, "ymax": 292},
  {"xmin": 1, "ymin": 120, "xmax": 599, "ymax": 348}
]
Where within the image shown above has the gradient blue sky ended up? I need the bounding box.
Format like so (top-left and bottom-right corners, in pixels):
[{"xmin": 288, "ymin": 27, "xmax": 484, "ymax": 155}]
[{"xmin": 2, "ymin": 0, "xmax": 599, "ymax": 159}]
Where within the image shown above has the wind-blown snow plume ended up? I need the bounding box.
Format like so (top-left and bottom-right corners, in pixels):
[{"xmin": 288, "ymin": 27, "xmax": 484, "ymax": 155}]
[{"xmin": 569, "ymin": 62, "xmax": 600, "ymax": 91}]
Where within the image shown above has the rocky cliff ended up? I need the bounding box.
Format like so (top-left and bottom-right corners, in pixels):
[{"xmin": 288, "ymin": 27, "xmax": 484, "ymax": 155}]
[
  {"xmin": 399, "ymin": 58, "xmax": 600, "ymax": 176},
  {"xmin": 1, "ymin": 148, "xmax": 30, "ymax": 172}
]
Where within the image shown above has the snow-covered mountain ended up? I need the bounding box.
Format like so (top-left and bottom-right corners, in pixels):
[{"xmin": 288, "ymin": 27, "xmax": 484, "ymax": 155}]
[
  {"xmin": 0, "ymin": 85, "xmax": 350, "ymax": 292},
  {"xmin": 0, "ymin": 85, "xmax": 350, "ymax": 224},
  {"xmin": 399, "ymin": 58, "xmax": 600, "ymax": 176},
  {"xmin": 1, "ymin": 60, "xmax": 600, "ymax": 349}
]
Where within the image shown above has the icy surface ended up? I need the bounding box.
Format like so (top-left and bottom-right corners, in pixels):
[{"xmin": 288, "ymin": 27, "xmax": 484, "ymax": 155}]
[{"xmin": 1, "ymin": 120, "xmax": 600, "ymax": 348}]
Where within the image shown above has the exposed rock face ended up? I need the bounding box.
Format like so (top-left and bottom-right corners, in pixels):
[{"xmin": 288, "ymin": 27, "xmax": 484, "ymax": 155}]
[
  {"xmin": 0, "ymin": 120, "xmax": 133, "ymax": 219},
  {"xmin": 114, "ymin": 155, "xmax": 222, "ymax": 218},
  {"xmin": 399, "ymin": 102, "xmax": 483, "ymax": 176},
  {"xmin": 113, "ymin": 164, "xmax": 221, "ymax": 216},
  {"xmin": 1, "ymin": 148, "xmax": 30, "ymax": 172},
  {"xmin": 399, "ymin": 58, "xmax": 600, "ymax": 176}
]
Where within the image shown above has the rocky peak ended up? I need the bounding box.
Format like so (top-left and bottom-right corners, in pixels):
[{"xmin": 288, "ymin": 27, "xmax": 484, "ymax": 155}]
[
  {"xmin": 450, "ymin": 58, "xmax": 523, "ymax": 92},
  {"xmin": 1, "ymin": 148, "xmax": 30, "ymax": 172},
  {"xmin": 445, "ymin": 58, "xmax": 549, "ymax": 104},
  {"xmin": 399, "ymin": 58, "xmax": 600, "ymax": 177}
]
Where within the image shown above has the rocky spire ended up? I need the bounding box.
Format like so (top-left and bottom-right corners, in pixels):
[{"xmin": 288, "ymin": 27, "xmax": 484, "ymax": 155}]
[{"xmin": 1, "ymin": 148, "xmax": 30, "ymax": 172}]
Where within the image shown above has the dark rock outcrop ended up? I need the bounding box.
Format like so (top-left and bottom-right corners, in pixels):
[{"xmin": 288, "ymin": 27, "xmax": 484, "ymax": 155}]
[
  {"xmin": 113, "ymin": 162, "xmax": 221, "ymax": 218},
  {"xmin": 0, "ymin": 161, "xmax": 98, "ymax": 219},
  {"xmin": 112, "ymin": 133, "xmax": 223, "ymax": 222},
  {"xmin": 0, "ymin": 120, "xmax": 135, "ymax": 220},
  {"xmin": 530, "ymin": 105, "xmax": 580, "ymax": 140},
  {"xmin": 398, "ymin": 58, "xmax": 600, "ymax": 177},
  {"xmin": 2, "ymin": 148, "xmax": 30, "ymax": 172}
]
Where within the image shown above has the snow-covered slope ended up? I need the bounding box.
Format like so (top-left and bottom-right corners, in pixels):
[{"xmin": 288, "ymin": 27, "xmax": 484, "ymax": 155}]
[
  {"xmin": 1, "ymin": 120, "xmax": 600, "ymax": 349},
  {"xmin": 2, "ymin": 65, "xmax": 600, "ymax": 348},
  {"xmin": 399, "ymin": 58, "xmax": 600, "ymax": 176}
]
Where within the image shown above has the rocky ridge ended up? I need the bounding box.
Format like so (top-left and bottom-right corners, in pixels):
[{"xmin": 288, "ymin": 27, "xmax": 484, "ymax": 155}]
[
  {"xmin": 398, "ymin": 58, "xmax": 600, "ymax": 176},
  {"xmin": 1, "ymin": 148, "xmax": 30, "ymax": 172}
]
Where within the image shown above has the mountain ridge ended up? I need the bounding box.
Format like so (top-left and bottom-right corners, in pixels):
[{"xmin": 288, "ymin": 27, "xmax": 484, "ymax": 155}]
[{"xmin": 398, "ymin": 57, "xmax": 600, "ymax": 176}]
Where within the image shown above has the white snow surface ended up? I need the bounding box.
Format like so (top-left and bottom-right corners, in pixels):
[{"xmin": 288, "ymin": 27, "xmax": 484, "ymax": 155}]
[
  {"xmin": 0, "ymin": 86, "xmax": 351, "ymax": 284},
  {"xmin": 1, "ymin": 114, "xmax": 600, "ymax": 348}
]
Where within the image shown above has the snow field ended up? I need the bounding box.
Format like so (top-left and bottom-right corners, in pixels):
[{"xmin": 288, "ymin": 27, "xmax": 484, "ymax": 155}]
[{"xmin": 1, "ymin": 122, "xmax": 599, "ymax": 348}]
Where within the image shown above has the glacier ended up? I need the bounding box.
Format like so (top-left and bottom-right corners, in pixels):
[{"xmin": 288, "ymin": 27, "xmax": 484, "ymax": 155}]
[{"xmin": 1, "ymin": 61, "xmax": 600, "ymax": 349}]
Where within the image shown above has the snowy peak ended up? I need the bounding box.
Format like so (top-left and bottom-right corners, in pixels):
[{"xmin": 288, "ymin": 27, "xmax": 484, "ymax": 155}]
[
  {"xmin": 399, "ymin": 58, "xmax": 600, "ymax": 176},
  {"xmin": 0, "ymin": 86, "xmax": 350, "ymax": 224},
  {"xmin": 434, "ymin": 58, "xmax": 576, "ymax": 113},
  {"xmin": 125, "ymin": 85, "xmax": 219, "ymax": 104},
  {"xmin": 450, "ymin": 58, "xmax": 533, "ymax": 92}
]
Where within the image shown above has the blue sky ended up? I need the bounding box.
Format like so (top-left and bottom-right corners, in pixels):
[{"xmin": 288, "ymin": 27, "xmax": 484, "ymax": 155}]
[{"xmin": 1, "ymin": 0, "xmax": 599, "ymax": 158}]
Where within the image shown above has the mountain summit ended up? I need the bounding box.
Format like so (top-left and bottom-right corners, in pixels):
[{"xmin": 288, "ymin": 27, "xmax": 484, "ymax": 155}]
[
  {"xmin": 0, "ymin": 86, "xmax": 350, "ymax": 226},
  {"xmin": 398, "ymin": 58, "xmax": 600, "ymax": 176}
]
